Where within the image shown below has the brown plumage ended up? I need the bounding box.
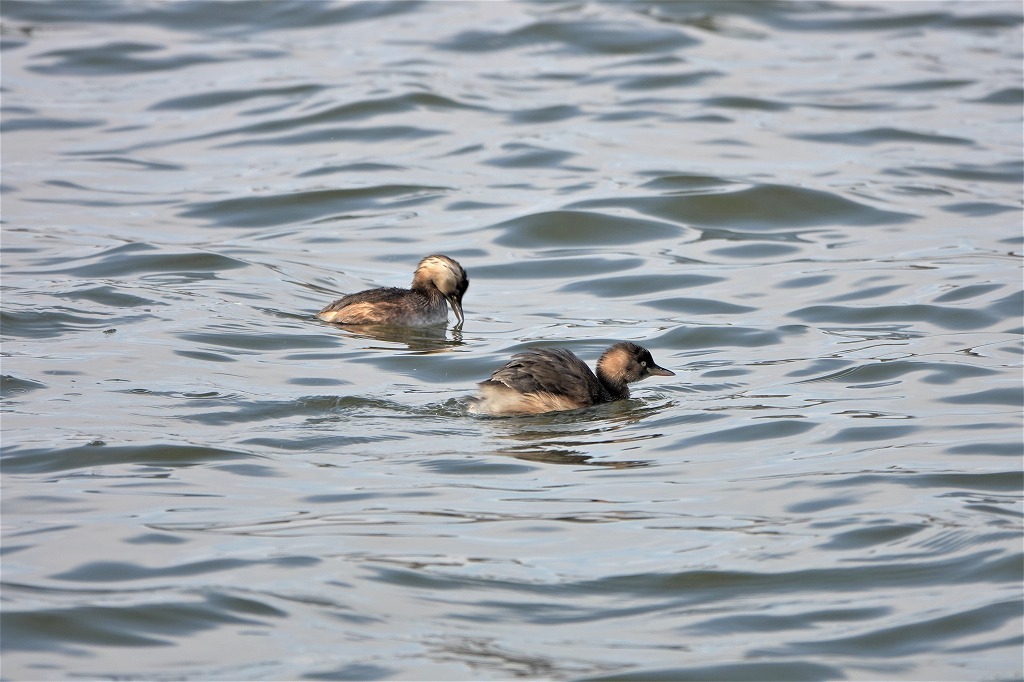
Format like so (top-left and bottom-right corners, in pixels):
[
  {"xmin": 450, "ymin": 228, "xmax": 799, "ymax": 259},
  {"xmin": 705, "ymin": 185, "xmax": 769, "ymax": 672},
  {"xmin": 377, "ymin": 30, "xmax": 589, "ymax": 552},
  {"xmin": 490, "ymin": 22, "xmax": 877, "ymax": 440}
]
[
  {"xmin": 317, "ymin": 255, "xmax": 468, "ymax": 326},
  {"xmin": 468, "ymin": 342, "xmax": 675, "ymax": 416}
]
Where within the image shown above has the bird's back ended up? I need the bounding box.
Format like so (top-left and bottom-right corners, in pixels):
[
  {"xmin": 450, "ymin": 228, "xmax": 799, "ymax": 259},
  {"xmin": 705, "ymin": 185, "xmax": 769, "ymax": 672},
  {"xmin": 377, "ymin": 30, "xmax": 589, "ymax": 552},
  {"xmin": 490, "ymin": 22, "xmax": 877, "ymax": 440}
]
[
  {"xmin": 318, "ymin": 287, "xmax": 443, "ymax": 325},
  {"xmin": 322, "ymin": 287, "xmax": 406, "ymax": 310},
  {"xmin": 486, "ymin": 348, "xmax": 607, "ymax": 406}
]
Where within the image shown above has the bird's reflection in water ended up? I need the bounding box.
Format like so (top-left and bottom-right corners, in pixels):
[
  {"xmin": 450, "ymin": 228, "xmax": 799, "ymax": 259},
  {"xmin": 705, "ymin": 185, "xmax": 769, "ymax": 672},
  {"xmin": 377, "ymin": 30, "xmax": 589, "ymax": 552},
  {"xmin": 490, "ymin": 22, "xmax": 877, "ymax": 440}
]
[
  {"xmin": 486, "ymin": 403, "xmax": 663, "ymax": 468},
  {"xmin": 501, "ymin": 446, "xmax": 650, "ymax": 468},
  {"xmin": 325, "ymin": 322, "xmax": 464, "ymax": 352}
]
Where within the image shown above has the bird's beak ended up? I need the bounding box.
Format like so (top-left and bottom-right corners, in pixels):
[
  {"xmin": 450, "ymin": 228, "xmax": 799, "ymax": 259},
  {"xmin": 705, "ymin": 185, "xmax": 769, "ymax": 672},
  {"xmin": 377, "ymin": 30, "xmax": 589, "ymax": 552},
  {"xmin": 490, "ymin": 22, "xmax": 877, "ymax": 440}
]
[
  {"xmin": 449, "ymin": 296, "xmax": 465, "ymax": 326},
  {"xmin": 648, "ymin": 364, "xmax": 675, "ymax": 377}
]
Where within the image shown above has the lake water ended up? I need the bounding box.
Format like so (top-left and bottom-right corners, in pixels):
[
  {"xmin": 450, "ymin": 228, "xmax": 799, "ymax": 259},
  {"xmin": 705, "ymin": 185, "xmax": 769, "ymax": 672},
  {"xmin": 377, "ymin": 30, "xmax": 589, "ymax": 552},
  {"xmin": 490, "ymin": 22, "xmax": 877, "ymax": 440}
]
[{"xmin": 1, "ymin": 1, "xmax": 1022, "ymax": 680}]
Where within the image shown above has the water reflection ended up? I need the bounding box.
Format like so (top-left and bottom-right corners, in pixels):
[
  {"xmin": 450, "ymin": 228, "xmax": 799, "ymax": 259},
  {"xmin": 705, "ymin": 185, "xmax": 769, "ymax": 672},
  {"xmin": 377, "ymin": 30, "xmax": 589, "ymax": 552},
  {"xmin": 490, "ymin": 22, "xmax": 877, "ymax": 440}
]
[
  {"xmin": 319, "ymin": 320, "xmax": 464, "ymax": 352},
  {"xmin": 481, "ymin": 400, "xmax": 672, "ymax": 467}
]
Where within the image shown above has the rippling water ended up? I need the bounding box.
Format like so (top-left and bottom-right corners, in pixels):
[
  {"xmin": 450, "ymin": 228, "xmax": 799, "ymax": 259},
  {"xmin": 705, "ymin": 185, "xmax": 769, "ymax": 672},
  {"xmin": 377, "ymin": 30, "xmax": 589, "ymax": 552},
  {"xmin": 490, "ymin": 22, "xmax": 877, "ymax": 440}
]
[{"xmin": 2, "ymin": 1, "xmax": 1022, "ymax": 680}]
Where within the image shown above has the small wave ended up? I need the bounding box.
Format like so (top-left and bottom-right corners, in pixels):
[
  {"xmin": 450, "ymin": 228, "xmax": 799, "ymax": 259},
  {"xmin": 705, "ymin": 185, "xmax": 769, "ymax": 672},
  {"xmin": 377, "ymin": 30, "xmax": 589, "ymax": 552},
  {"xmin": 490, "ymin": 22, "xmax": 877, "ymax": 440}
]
[
  {"xmin": 180, "ymin": 184, "xmax": 450, "ymax": 229},
  {"xmin": 793, "ymin": 126, "xmax": 974, "ymax": 146},
  {"xmin": 149, "ymin": 83, "xmax": 325, "ymax": 111},
  {"xmin": 491, "ymin": 210, "xmax": 683, "ymax": 248},
  {"xmin": 570, "ymin": 183, "xmax": 918, "ymax": 230},
  {"xmin": 441, "ymin": 19, "xmax": 699, "ymax": 55},
  {"xmin": 1, "ymin": 442, "xmax": 258, "ymax": 475}
]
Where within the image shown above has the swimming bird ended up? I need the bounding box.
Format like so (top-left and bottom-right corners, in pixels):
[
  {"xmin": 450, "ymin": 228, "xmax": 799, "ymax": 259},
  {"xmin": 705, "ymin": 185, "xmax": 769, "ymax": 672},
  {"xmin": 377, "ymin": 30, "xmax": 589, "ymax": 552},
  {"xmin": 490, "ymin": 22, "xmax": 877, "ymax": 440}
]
[
  {"xmin": 317, "ymin": 255, "xmax": 468, "ymax": 326},
  {"xmin": 468, "ymin": 342, "xmax": 674, "ymax": 415}
]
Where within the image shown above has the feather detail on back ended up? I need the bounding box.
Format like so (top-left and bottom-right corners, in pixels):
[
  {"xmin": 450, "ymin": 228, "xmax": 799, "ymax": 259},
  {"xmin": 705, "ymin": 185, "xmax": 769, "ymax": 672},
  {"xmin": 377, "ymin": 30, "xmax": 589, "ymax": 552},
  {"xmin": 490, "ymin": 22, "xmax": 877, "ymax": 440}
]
[
  {"xmin": 469, "ymin": 348, "xmax": 610, "ymax": 415},
  {"xmin": 317, "ymin": 287, "xmax": 446, "ymax": 325}
]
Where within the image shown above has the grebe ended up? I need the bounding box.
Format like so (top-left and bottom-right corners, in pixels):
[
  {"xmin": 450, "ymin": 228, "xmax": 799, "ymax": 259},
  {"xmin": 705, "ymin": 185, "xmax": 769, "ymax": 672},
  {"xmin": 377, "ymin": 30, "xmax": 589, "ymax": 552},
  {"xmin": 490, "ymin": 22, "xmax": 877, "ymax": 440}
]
[
  {"xmin": 317, "ymin": 255, "xmax": 468, "ymax": 326},
  {"xmin": 468, "ymin": 342, "xmax": 674, "ymax": 416}
]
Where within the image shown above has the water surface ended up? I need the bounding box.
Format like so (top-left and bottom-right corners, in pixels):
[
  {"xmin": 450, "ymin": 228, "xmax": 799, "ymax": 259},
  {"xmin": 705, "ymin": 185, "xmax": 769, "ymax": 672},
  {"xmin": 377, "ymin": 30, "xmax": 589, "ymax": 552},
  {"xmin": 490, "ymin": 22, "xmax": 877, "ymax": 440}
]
[{"xmin": 2, "ymin": 1, "xmax": 1022, "ymax": 680}]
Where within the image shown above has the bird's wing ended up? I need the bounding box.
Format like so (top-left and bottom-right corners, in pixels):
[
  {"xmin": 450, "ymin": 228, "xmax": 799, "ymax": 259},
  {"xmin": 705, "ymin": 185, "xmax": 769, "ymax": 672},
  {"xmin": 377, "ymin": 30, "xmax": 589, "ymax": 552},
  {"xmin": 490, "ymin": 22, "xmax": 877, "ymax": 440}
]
[
  {"xmin": 319, "ymin": 287, "xmax": 407, "ymax": 313},
  {"xmin": 488, "ymin": 348, "xmax": 601, "ymax": 405}
]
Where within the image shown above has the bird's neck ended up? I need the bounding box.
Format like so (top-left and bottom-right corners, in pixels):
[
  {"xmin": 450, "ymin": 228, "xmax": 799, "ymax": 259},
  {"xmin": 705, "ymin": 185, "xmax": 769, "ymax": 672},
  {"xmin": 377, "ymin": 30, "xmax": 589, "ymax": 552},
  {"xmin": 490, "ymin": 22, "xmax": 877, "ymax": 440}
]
[
  {"xmin": 597, "ymin": 371, "xmax": 629, "ymax": 400},
  {"xmin": 411, "ymin": 281, "xmax": 444, "ymax": 300}
]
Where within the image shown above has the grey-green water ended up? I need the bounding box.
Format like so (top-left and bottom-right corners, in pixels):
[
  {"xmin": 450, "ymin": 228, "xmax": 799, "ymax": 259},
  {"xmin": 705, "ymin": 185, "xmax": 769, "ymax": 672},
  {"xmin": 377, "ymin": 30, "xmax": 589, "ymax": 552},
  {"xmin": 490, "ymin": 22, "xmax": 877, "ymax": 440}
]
[{"xmin": 2, "ymin": 2, "xmax": 1022, "ymax": 680}]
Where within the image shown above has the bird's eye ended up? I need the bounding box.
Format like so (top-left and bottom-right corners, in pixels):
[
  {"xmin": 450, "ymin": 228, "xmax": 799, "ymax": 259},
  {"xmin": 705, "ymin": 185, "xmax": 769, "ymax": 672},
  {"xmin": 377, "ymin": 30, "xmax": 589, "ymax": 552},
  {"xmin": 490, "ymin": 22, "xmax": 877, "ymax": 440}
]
[{"xmin": 640, "ymin": 360, "xmax": 647, "ymax": 368}]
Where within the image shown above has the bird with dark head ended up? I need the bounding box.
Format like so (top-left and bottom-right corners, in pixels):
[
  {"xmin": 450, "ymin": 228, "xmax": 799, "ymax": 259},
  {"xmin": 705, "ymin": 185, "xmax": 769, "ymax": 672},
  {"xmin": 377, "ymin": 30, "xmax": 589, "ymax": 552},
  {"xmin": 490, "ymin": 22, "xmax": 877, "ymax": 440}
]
[
  {"xmin": 468, "ymin": 342, "xmax": 674, "ymax": 416},
  {"xmin": 317, "ymin": 255, "xmax": 468, "ymax": 327}
]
